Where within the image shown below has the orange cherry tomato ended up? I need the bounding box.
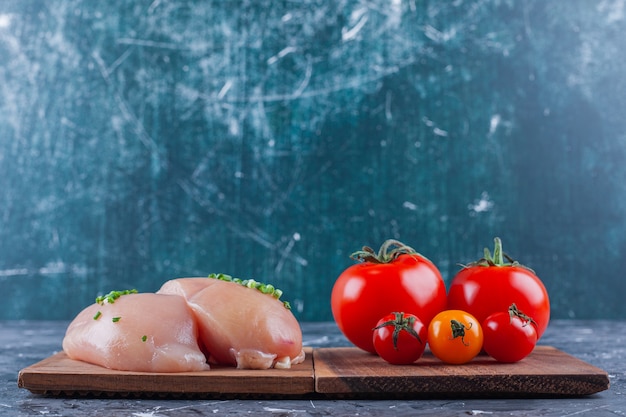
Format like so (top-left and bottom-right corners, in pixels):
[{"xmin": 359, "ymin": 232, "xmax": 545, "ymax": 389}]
[{"xmin": 428, "ymin": 310, "xmax": 483, "ymax": 364}]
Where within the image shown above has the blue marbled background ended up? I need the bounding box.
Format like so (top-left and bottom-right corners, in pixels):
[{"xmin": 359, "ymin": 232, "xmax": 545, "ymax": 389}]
[{"xmin": 1, "ymin": 0, "xmax": 625, "ymax": 320}]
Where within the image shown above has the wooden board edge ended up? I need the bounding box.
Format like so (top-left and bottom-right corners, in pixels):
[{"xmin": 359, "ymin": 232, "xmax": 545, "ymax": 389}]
[
  {"xmin": 313, "ymin": 373, "xmax": 610, "ymax": 398},
  {"xmin": 312, "ymin": 346, "xmax": 610, "ymax": 398},
  {"xmin": 17, "ymin": 346, "xmax": 610, "ymax": 399},
  {"xmin": 18, "ymin": 347, "xmax": 315, "ymax": 398}
]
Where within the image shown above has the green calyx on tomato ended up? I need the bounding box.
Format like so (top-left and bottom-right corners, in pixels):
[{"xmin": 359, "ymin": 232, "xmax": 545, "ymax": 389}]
[
  {"xmin": 469, "ymin": 237, "xmax": 533, "ymax": 272},
  {"xmin": 450, "ymin": 319, "xmax": 473, "ymax": 346},
  {"xmin": 351, "ymin": 239, "xmax": 423, "ymax": 264},
  {"xmin": 372, "ymin": 311, "xmax": 423, "ymax": 350},
  {"xmin": 508, "ymin": 303, "xmax": 537, "ymax": 327}
]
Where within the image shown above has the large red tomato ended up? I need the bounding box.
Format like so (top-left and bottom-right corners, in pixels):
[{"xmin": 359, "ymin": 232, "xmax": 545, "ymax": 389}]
[
  {"xmin": 447, "ymin": 238, "xmax": 550, "ymax": 339},
  {"xmin": 331, "ymin": 240, "xmax": 447, "ymax": 354}
]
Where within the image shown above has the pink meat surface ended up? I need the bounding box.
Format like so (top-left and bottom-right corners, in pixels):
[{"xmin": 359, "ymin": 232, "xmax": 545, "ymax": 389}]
[
  {"xmin": 158, "ymin": 277, "xmax": 305, "ymax": 369},
  {"xmin": 62, "ymin": 293, "xmax": 209, "ymax": 372},
  {"xmin": 157, "ymin": 277, "xmax": 216, "ymax": 299}
]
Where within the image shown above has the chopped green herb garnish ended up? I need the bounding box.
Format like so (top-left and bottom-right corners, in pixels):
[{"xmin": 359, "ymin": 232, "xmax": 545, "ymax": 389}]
[
  {"xmin": 93, "ymin": 311, "xmax": 102, "ymax": 320},
  {"xmin": 208, "ymin": 273, "xmax": 291, "ymax": 309},
  {"xmin": 112, "ymin": 317, "xmax": 121, "ymax": 323},
  {"xmin": 95, "ymin": 289, "xmax": 138, "ymax": 305},
  {"xmin": 141, "ymin": 335, "xmax": 147, "ymax": 342}
]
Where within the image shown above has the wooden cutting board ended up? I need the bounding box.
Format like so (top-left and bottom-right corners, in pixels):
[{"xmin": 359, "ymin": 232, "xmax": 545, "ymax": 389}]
[
  {"xmin": 18, "ymin": 348, "xmax": 315, "ymax": 399},
  {"xmin": 313, "ymin": 346, "xmax": 609, "ymax": 398},
  {"xmin": 18, "ymin": 346, "xmax": 609, "ymax": 399}
]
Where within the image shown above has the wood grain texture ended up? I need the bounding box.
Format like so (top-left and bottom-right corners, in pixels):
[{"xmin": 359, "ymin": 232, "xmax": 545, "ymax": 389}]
[
  {"xmin": 18, "ymin": 348, "xmax": 315, "ymax": 398},
  {"xmin": 18, "ymin": 346, "xmax": 609, "ymax": 399},
  {"xmin": 314, "ymin": 346, "xmax": 610, "ymax": 398}
]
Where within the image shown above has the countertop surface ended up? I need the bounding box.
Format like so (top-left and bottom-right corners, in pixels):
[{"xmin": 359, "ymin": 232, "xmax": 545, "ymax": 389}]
[{"xmin": 2, "ymin": 320, "xmax": 625, "ymax": 416}]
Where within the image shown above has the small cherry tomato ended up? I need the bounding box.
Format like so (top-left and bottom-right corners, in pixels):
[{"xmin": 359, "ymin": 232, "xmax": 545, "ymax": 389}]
[
  {"xmin": 482, "ymin": 303, "xmax": 538, "ymax": 363},
  {"xmin": 428, "ymin": 310, "xmax": 483, "ymax": 364},
  {"xmin": 372, "ymin": 312, "xmax": 427, "ymax": 365}
]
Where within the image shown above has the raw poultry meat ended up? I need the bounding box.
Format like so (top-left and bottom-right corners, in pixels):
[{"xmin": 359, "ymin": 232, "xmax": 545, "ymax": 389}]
[
  {"xmin": 157, "ymin": 277, "xmax": 215, "ymax": 299},
  {"xmin": 62, "ymin": 292, "xmax": 209, "ymax": 372},
  {"xmin": 158, "ymin": 277, "xmax": 305, "ymax": 369}
]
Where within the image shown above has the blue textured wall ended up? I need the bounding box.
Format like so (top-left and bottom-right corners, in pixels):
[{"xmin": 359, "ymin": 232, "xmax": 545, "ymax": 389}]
[{"xmin": 1, "ymin": 1, "xmax": 625, "ymax": 321}]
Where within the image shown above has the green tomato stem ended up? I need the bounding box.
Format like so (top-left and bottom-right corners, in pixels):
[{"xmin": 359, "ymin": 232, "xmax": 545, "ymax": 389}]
[
  {"xmin": 350, "ymin": 239, "xmax": 420, "ymax": 264},
  {"xmin": 372, "ymin": 311, "xmax": 422, "ymax": 350},
  {"xmin": 509, "ymin": 303, "xmax": 537, "ymax": 327},
  {"xmin": 493, "ymin": 237, "xmax": 504, "ymax": 265},
  {"xmin": 471, "ymin": 237, "xmax": 534, "ymax": 272},
  {"xmin": 450, "ymin": 319, "xmax": 472, "ymax": 346}
]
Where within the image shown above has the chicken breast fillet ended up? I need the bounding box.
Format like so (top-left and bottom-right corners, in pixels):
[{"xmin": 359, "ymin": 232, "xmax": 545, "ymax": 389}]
[
  {"xmin": 158, "ymin": 277, "xmax": 305, "ymax": 369},
  {"xmin": 62, "ymin": 293, "xmax": 209, "ymax": 372}
]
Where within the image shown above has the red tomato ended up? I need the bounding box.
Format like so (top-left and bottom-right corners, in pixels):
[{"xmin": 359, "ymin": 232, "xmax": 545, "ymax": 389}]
[
  {"xmin": 331, "ymin": 239, "xmax": 447, "ymax": 353},
  {"xmin": 447, "ymin": 237, "xmax": 550, "ymax": 339},
  {"xmin": 428, "ymin": 310, "xmax": 483, "ymax": 364},
  {"xmin": 483, "ymin": 304, "xmax": 538, "ymax": 363},
  {"xmin": 372, "ymin": 312, "xmax": 427, "ymax": 365}
]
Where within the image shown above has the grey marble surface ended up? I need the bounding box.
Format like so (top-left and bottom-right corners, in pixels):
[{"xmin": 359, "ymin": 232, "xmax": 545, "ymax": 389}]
[{"xmin": 2, "ymin": 320, "xmax": 625, "ymax": 416}]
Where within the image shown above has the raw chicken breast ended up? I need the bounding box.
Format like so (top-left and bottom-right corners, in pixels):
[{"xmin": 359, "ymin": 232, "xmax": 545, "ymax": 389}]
[
  {"xmin": 158, "ymin": 277, "xmax": 305, "ymax": 369},
  {"xmin": 157, "ymin": 277, "xmax": 216, "ymax": 299},
  {"xmin": 62, "ymin": 293, "xmax": 209, "ymax": 372}
]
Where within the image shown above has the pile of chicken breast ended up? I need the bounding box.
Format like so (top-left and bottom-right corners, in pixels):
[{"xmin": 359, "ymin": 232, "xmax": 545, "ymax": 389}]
[{"xmin": 62, "ymin": 277, "xmax": 304, "ymax": 372}]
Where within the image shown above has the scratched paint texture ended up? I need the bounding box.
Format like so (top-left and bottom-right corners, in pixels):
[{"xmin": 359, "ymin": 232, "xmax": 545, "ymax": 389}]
[{"xmin": 1, "ymin": 1, "xmax": 625, "ymax": 320}]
